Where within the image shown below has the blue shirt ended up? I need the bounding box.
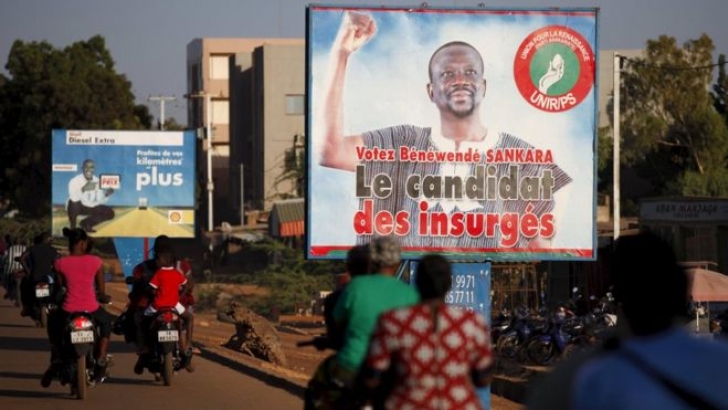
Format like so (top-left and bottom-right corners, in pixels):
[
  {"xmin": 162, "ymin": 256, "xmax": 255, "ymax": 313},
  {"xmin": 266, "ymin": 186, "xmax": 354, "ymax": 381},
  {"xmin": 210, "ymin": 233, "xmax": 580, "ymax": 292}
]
[{"xmin": 571, "ymin": 328, "xmax": 728, "ymax": 410}]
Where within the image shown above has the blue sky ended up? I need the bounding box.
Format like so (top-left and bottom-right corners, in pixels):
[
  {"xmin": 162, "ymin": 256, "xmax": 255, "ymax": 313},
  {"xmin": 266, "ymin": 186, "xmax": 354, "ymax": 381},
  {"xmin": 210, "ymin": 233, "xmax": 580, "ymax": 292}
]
[{"xmin": 1, "ymin": 0, "xmax": 726, "ymax": 125}]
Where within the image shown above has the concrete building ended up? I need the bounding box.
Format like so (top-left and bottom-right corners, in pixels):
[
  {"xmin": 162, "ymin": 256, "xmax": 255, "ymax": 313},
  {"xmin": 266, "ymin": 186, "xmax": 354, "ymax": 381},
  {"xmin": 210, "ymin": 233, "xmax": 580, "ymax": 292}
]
[
  {"xmin": 186, "ymin": 38, "xmax": 301, "ymax": 229},
  {"xmin": 230, "ymin": 41, "xmax": 305, "ymax": 220}
]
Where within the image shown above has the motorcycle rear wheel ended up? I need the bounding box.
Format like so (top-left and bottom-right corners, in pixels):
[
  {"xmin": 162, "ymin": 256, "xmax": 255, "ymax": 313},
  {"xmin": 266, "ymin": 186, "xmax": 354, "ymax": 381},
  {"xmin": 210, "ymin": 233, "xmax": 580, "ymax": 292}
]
[
  {"xmin": 75, "ymin": 356, "xmax": 87, "ymax": 399},
  {"xmin": 39, "ymin": 306, "xmax": 47, "ymax": 328},
  {"xmin": 162, "ymin": 352, "xmax": 173, "ymax": 386}
]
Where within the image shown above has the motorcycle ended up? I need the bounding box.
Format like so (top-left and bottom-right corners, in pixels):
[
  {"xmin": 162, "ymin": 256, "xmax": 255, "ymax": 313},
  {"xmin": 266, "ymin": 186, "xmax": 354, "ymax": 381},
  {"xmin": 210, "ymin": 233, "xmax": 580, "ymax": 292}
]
[
  {"xmin": 31, "ymin": 276, "xmax": 55, "ymax": 328},
  {"xmin": 136, "ymin": 307, "xmax": 186, "ymax": 386},
  {"xmin": 525, "ymin": 306, "xmax": 580, "ymax": 365},
  {"xmin": 490, "ymin": 308, "xmax": 512, "ymax": 345},
  {"xmin": 496, "ymin": 306, "xmax": 537, "ymax": 359},
  {"xmin": 52, "ymin": 310, "xmax": 112, "ymax": 399},
  {"xmin": 297, "ymin": 336, "xmax": 372, "ymax": 410},
  {"xmin": 710, "ymin": 308, "xmax": 728, "ymax": 340}
]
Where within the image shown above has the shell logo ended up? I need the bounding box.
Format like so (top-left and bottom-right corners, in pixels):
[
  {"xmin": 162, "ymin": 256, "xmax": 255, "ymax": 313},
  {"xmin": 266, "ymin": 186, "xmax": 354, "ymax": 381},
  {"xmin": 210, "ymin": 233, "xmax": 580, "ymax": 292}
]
[{"xmin": 168, "ymin": 210, "xmax": 183, "ymax": 224}]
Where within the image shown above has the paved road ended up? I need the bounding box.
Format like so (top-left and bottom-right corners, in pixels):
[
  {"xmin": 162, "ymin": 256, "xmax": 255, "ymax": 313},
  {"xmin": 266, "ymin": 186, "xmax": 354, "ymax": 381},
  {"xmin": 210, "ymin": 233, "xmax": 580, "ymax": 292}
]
[{"xmin": 0, "ymin": 293, "xmax": 302, "ymax": 409}]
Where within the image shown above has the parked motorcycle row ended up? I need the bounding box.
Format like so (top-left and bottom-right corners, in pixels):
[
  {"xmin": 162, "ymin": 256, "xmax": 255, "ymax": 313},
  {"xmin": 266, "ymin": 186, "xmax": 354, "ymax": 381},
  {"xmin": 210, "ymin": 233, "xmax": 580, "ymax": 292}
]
[{"xmin": 491, "ymin": 293, "xmax": 618, "ymax": 366}]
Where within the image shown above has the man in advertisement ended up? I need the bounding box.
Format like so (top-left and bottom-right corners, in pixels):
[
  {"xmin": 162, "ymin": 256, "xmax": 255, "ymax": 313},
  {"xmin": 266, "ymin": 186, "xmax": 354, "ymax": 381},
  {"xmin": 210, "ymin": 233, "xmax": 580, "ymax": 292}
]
[
  {"xmin": 318, "ymin": 11, "xmax": 573, "ymax": 252},
  {"xmin": 66, "ymin": 159, "xmax": 115, "ymax": 233}
]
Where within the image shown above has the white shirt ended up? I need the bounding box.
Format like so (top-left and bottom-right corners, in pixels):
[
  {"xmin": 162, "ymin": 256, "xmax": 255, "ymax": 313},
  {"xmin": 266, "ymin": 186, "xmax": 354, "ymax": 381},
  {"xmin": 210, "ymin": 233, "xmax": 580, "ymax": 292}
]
[
  {"xmin": 426, "ymin": 126, "xmax": 498, "ymax": 214},
  {"xmin": 68, "ymin": 173, "xmax": 109, "ymax": 207}
]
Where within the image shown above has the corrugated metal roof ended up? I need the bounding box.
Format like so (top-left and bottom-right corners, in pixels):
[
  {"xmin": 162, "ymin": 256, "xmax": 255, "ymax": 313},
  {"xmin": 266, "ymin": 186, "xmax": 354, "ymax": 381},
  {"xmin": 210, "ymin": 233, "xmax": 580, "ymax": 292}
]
[{"xmin": 271, "ymin": 198, "xmax": 304, "ymax": 223}]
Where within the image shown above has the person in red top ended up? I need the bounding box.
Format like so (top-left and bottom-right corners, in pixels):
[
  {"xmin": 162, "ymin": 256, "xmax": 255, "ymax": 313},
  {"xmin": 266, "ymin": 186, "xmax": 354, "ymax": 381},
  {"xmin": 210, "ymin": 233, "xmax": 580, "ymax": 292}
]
[
  {"xmin": 42, "ymin": 228, "xmax": 114, "ymax": 387},
  {"xmin": 128, "ymin": 235, "xmax": 196, "ymax": 352},
  {"xmin": 362, "ymin": 254, "xmax": 494, "ymax": 410},
  {"xmin": 143, "ymin": 248, "xmax": 194, "ymax": 372}
]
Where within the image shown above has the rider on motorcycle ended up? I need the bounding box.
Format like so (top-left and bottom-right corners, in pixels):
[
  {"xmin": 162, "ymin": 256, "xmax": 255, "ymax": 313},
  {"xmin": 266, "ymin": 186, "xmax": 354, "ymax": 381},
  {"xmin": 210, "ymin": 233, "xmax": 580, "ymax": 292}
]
[
  {"xmin": 140, "ymin": 247, "xmax": 194, "ymax": 372},
  {"xmin": 19, "ymin": 231, "xmax": 58, "ymax": 321},
  {"xmin": 41, "ymin": 227, "xmax": 114, "ymax": 387},
  {"xmin": 127, "ymin": 235, "xmax": 195, "ymax": 370}
]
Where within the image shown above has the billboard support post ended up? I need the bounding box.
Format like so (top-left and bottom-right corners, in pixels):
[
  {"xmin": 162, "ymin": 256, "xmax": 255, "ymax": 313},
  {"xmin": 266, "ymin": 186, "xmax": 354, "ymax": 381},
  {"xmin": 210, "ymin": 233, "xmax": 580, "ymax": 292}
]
[
  {"xmin": 186, "ymin": 91, "xmax": 215, "ymax": 237},
  {"xmin": 613, "ymin": 53, "xmax": 621, "ymax": 241}
]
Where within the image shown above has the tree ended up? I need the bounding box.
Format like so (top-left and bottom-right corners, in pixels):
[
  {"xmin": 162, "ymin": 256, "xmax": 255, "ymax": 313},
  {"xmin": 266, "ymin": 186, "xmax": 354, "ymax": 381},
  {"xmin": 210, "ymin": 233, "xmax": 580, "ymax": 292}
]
[
  {"xmin": 0, "ymin": 35, "xmax": 151, "ymax": 216},
  {"xmin": 619, "ymin": 34, "xmax": 728, "ymax": 197},
  {"xmin": 713, "ymin": 54, "xmax": 728, "ymax": 125},
  {"xmin": 271, "ymin": 134, "xmax": 305, "ymax": 200},
  {"xmin": 162, "ymin": 117, "xmax": 185, "ymax": 131}
]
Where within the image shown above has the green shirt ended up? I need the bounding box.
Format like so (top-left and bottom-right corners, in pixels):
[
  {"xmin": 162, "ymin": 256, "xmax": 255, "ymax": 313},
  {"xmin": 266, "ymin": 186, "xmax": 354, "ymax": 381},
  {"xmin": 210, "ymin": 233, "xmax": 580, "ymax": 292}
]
[{"xmin": 333, "ymin": 274, "xmax": 420, "ymax": 371}]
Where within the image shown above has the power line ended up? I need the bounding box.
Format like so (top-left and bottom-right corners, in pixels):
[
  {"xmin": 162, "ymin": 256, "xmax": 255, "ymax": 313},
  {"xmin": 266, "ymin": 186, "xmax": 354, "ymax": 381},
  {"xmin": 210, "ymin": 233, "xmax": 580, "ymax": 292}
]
[{"xmin": 622, "ymin": 56, "xmax": 727, "ymax": 72}]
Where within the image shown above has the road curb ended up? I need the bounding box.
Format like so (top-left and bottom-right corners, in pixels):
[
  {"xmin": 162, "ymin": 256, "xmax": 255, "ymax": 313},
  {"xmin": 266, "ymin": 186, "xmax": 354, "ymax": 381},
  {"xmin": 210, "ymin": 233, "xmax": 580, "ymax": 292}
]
[{"xmin": 193, "ymin": 342, "xmax": 308, "ymax": 399}]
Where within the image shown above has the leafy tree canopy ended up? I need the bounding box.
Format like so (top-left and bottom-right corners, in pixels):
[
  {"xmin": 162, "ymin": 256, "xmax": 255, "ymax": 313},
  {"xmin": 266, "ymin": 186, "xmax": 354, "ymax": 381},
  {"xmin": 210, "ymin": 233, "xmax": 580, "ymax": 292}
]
[
  {"xmin": 0, "ymin": 35, "xmax": 152, "ymax": 216},
  {"xmin": 618, "ymin": 34, "xmax": 728, "ymax": 197}
]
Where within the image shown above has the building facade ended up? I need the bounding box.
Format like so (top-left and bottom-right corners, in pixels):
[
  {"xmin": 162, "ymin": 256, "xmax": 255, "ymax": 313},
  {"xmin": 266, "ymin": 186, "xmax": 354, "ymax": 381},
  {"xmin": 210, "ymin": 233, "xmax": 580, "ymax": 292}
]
[
  {"xmin": 186, "ymin": 38, "xmax": 301, "ymax": 228},
  {"xmin": 230, "ymin": 42, "xmax": 305, "ymax": 218}
]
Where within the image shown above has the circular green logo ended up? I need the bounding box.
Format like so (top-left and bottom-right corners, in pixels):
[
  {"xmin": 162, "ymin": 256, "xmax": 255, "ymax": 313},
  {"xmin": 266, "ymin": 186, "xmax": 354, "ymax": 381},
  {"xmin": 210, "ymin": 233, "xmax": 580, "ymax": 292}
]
[{"xmin": 529, "ymin": 44, "xmax": 580, "ymax": 96}]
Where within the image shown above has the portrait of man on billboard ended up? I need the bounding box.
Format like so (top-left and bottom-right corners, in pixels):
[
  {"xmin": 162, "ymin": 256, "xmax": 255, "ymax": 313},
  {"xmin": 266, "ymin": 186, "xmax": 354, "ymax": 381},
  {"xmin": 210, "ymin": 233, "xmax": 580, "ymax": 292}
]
[
  {"xmin": 66, "ymin": 158, "xmax": 116, "ymax": 233},
  {"xmin": 306, "ymin": 7, "xmax": 598, "ymax": 260},
  {"xmin": 312, "ymin": 10, "xmax": 597, "ymax": 258}
]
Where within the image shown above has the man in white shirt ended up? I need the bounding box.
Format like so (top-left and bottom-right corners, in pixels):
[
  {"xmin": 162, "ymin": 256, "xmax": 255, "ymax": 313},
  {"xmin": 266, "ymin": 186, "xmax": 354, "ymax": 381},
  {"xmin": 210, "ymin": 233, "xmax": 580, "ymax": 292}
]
[{"xmin": 67, "ymin": 159, "xmax": 115, "ymax": 233}]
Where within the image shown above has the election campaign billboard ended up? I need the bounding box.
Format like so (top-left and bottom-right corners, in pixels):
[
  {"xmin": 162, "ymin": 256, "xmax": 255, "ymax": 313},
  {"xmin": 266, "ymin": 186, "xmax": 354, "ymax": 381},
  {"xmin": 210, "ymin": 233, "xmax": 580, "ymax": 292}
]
[
  {"xmin": 51, "ymin": 130, "xmax": 196, "ymax": 238},
  {"xmin": 306, "ymin": 5, "xmax": 599, "ymax": 261}
]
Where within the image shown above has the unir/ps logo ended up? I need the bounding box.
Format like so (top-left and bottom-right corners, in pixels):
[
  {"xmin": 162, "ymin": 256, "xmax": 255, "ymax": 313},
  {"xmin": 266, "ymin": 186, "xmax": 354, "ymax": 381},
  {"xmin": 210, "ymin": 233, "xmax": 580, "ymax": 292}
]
[{"xmin": 514, "ymin": 25, "xmax": 595, "ymax": 113}]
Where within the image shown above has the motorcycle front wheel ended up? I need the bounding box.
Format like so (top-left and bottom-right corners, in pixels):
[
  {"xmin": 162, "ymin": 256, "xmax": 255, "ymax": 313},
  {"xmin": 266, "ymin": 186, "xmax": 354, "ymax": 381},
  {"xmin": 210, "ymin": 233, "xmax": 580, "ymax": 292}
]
[{"xmin": 496, "ymin": 334, "xmax": 518, "ymax": 358}]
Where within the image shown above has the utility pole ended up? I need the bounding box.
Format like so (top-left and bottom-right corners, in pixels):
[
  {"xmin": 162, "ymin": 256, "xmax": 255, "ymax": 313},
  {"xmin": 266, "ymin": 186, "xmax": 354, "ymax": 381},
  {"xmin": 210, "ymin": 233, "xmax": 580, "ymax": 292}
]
[
  {"xmin": 184, "ymin": 92, "xmax": 214, "ymax": 234},
  {"xmin": 613, "ymin": 53, "xmax": 621, "ymax": 241},
  {"xmin": 148, "ymin": 95, "xmax": 177, "ymax": 130}
]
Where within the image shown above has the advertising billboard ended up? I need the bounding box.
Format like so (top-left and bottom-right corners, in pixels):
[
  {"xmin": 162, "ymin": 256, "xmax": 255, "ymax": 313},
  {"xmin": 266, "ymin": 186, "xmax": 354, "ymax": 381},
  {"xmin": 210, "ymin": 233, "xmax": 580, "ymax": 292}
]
[
  {"xmin": 51, "ymin": 130, "xmax": 196, "ymax": 238},
  {"xmin": 306, "ymin": 5, "xmax": 598, "ymax": 261}
]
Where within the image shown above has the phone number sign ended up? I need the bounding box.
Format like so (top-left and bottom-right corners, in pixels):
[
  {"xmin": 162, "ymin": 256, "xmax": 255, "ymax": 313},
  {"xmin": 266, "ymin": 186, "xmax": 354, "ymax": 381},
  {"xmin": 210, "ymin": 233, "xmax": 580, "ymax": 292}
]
[{"xmin": 409, "ymin": 262, "xmax": 491, "ymax": 317}]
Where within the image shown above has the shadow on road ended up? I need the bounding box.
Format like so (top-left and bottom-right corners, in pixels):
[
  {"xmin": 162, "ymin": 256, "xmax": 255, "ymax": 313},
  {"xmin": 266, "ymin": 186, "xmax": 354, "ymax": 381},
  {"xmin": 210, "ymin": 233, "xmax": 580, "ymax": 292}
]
[
  {"xmin": 0, "ymin": 336, "xmax": 50, "ymax": 352},
  {"xmin": 0, "ymin": 323, "xmax": 37, "ymax": 329},
  {"xmin": 0, "ymin": 370, "xmax": 43, "ymax": 381},
  {"xmin": 0, "ymin": 388, "xmax": 70, "ymax": 399},
  {"xmin": 103, "ymin": 376, "xmax": 154, "ymax": 387}
]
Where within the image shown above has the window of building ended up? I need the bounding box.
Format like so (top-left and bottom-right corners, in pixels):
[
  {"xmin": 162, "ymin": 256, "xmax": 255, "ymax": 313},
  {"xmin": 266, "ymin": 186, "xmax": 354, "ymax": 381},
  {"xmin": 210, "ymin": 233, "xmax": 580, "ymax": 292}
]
[
  {"xmin": 211, "ymin": 99, "xmax": 229, "ymax": 125},
  {"xmin": 210, "ymin": 55, "xmax": 230, "ymax": 80},
  {"xmin": 285, "ymin": 94, "xmax": 304, "ymax": 115}
]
